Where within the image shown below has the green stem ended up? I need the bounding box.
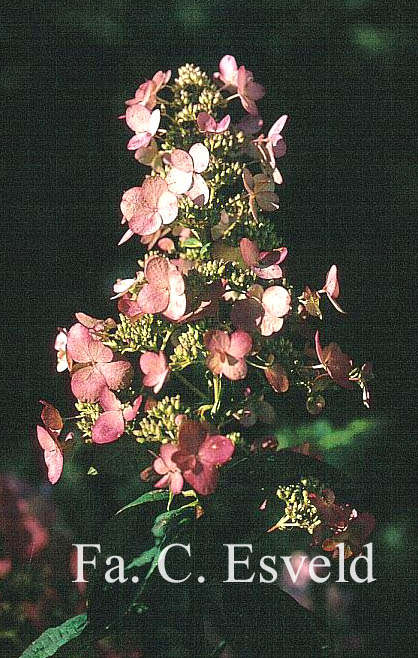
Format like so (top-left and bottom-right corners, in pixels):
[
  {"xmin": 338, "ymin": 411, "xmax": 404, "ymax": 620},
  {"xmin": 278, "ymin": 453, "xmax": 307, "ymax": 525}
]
[{"xmin": 211, "ymin": 374, "xmax": 222, "ymax": 415}]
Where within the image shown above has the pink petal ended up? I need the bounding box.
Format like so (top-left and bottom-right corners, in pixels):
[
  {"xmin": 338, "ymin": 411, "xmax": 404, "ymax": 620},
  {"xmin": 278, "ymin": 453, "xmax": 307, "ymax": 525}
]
[
  {"xmin": 186, "ymin": 174, "xmax": 209, "ymax": 206},
  {"xmin": 321, "ymin": 265, "xmax": 339, "ymax": 298},
  {"xmin": 99, "ymin": 387, "xmax": 121, "ymax": 412},
  {"xmin": 164, "ymin": 291, "xmax": 187, "ymax": 321},
  {"xmin": 145, "ymin": 255, "xmax": 170, "ymax": 287},
  {"xmin": 253, "ymin": 264, "xmax": 283, "ymax": 279},
  {"xmin": 123, "ymin": 395, "xmax": 143, "ymax": 422},
  {"xmin": 166, "ymin": 167, "xmax": 193, "ymax": 195},
  {"xmin": 216, "ymin": 114, "xmax": 231, "ymax": 132},
  {"xmin": 240, "ymin": 238, "xmax": 260, "ymax": 267},
  {"xmin": 37, "ymin": 425, "xmax": 55, "ymax": 451},
  {"xmin": 273, "ymin": 139, "xmax": 287, "ymax": 158},
  {"xmin": 237, "ymin": 114, "xmax": 263, "ymax": 134},
  {"xmin": 120, "ymin": 186, "xmax": 142, "ymax": 221},
  {"xmin": 242, "ymin": 167, "xmax": 254, "ymax": 193},
  {"xmin": 246, "ymin": 80, "xmax": 265, "ymax": 102},
  {"xmin": 127, "ymin": 133, "xmax": 152, "ymax": 150},
  {"xmin": 197, "ymin": 112, "xmax": 216, "ymax": 132},
  {"xmin": 135, "ymin": 283, "xmax": 169, "ymax": 315},
  {"xmin": 170, "ymin": 149, "xmax": 193, "ymax": 173},
  {"xmin": 268, "ymin": 115, "xmax": 288, "ymax": 142},
  {"xmin": 125, "ymin": 104, "xmax": 151, "ymax": 132},
  {"xmin": 66, "ymin": 323, "xmax": 105, "ymax": 364},
  {"xmin": 199, "ymin": 434, "xmax": 234, "ymax": 465},
  {"xmin": 184, "ymin": 463, "xmax": 218, "ymax": 496},
  {"xmin": 44, "ymin": 447, "xmax": 63, "ymax": 484},
  {"xmin": 92, "ymin": 410, "xmax": 125, "ymax": 444},
  {"xmin": 98, "ymin": 360, "xmax": 133, "ymax": 391},
  {"xmin": 71, "ymin": 366, "xmax": 107, "ymax": 402},
  {"xmin": 259, "ymin": 313, "xmax": 284, "ymax": 337},
  {"xmin": 169, "ymin": 470, "xmax": 184, "ymax": 495},
  {"xmin": 158, "ymin": 190, "xmax": 178, "ymax": 224},
  {"xmin": 228, "ymin": 330, "xmax": 252, "ymax": 359},
  {"xmin": 262, "ymin": 286, "xmax": 291, "ymax": 317},
  {"xmin": 148, "ymin": 108, "xmax": 160, "ymax": 136},
  {"xmin": 189, "ymin": 143, "xmax": 209, "ymax": 173},
  {"xmin": 217, "ymin": 55, "xmax": 238, "ymax": 85},
  {"xmin": 222, "ymin": 357, "xmax": 248, "ymax": 380},
  {"xmin": 157, "ymin": 443, "xmax": 179, "ymax": 471}
]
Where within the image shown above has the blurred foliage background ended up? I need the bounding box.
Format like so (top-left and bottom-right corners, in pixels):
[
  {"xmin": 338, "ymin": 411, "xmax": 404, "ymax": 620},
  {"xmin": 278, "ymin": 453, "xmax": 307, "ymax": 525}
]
[{"xmin": 1, "ymin": 0, "xmax": 417, "ymax": 656}]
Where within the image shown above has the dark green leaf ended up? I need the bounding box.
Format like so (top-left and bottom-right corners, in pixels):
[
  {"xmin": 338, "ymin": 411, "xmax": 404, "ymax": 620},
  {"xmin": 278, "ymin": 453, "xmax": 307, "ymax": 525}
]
[
  {"xmin": 19, "ymin": 615, "xmax": 88, "ymax": 658},
  {"xmin": 116, "ymin": 489, "xmax": 169, "ymax": 515}
]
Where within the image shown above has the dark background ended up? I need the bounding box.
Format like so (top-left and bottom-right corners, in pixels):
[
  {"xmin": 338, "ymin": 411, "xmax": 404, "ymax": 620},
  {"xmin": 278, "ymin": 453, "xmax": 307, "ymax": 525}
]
[{"xmin": 1, "ymin": 0, "xmax": 417, "ymax": 655}]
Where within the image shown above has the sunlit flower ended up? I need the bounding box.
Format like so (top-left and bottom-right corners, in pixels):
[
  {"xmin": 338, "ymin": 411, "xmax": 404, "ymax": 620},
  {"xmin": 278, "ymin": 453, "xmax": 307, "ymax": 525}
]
[
  {"xmin": 204, "ymin": 329, "xmax": 252, "ymax": 380},
  {"xmin": 91, "ymin": 388, "xmax": 142, "ymax": 444},
  {"xmin": 231, "ymin": 284, "xmax": 291, "ymax": 336},
  {"xmin": 66, "ymin": 323, "xmax": 133, "ymax": 401},
  {"xmin": 122, "ymin": 105, "xmax": 160, "ymax": 151},
  {"xmin": 166, "ymin": 143, "xmax": 210, "ymax": 206},
  {"xmin": 119, "ymin": 177, "xmax": 178, "ymax": 243},
  {"xmin": 197, "ymin": 112, "xmax": 231, "ymax": 134},
  {"xmin": 242, "ymin": 168, "xmax": 279, "ymax": 220},
  {"xmin": 125, "ymin": 70, "xmax": 171, "ymax": 110},
  {"xmin": 172, "ymin": 419, "xmax": 234, "ymax": 495},
  {"xmin": 240, "ymin": 237, "xmax": 287, "ymax": 279},
  {"xmin": 120, "ymin": 256, "xmax": 186, "ymax": 321},
  {"xmin": 213, "ymin": 56, "xmax": 265, "ymax": 115},
  {"xmin": 139, "ymin": 351, "xmax": 169, "ymax": 394}
]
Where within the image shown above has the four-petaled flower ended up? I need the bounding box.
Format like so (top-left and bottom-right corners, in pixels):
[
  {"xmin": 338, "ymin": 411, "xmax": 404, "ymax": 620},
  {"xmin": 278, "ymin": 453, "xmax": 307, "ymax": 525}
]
[
  {"xmin": 92, "ymin": 388, "xmax": 142, "ymax": 444},
  {"xmin": 254, "ymin": 115, "xmax": 288, "ymax": 184},
  {"xmin": 314, "ymin": 331, "xmax": 354, "ymax": 389},
  {"xmin": 153, "ymin": 444, "xmax": 184, "ymax": 494},
  {"xmin": 139, "ymin": 351, "xmax": 169, "ymax": 394},
  {"xmin": 166, "ymin": 143, "xmax": 210, "ymax": 206},
  {"xmin": 119, "ymin": 177, "xmax": 178, "ymax": 244},
  {"xmin": 240, "ymin": 237, "xmax": 287, "ymax": 280},
  {"xmin": 122, "ymin": 105, "xmax": 160, "ymax": 151},
  {"xmin": 66, "ymin": 323, "xmax": 133, "ymax": 402},
  {"xmin": 214, "ymin": 55, "xmax": 265, "ymax": 115},
  {"xmin": 120, "ymin": 256, "xmax": 186, "ymax": 322},
  {"xmin": 173, "ymin": 419, "xmax": 235, "ymax": 495},
  {"xmin": 204, "ymin": 329, "xmax": 252, "ymax": 380},
  {"xmin": 231, "ymin": 284, "xmax": 291, "ymax": 336},
  {"xmin": 242, "ymin": 168, "xmax": 280, "ymax": 220}
]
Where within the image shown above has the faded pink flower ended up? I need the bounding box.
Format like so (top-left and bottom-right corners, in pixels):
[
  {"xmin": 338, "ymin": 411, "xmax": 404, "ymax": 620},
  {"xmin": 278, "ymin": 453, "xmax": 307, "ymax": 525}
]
[
  {"xmin": 254, "ymin": 115, "xmax": 288, "ymax": 184},
  {"xmin": 197, "ymin": 112, "xmax": 231, "ymax": 134},
  {"xmin": 36, "ymin": 426, "xmax": 63, "ymax": 485},
  {"xmin": 119, "ymin": 177, "xmax": 178, "ymax": 243},
  {"xmin": 166, "ymin": 143, "xmax": 210, "ymax": 206},
  {"xmin": 125, "ymin": 70, "xmax": 171, "ymax": 110},
  {"xmin": 172, "ymin": 419, "xmax": 234, "ymax": 496},
  {"xmin": 153, "ymin": 444, "xmax": 184, "ymax": 495},
  {"xmin": 121, "ymin": 104, "xmax": 160, "ymax": 151},
  {"xmin": 211, "ymin": 210, "xmax": 233, "ymax": 241},
  {"xmin": 314, "ymin": 331, "xmax": 354, "ymax": 389},
  {"xmin": 231, "ymin": 284, "xmax": 291, "ymax": 336},
  {"xmin": 236, "ymin": 114, "xmax": 263, "ymax": 135},
  {"xmin": 204, "ymin": 329, "xmax": 252, "ymax": 380},
  {"xmin": 66, "ymin": 323, "xmax": 133, "ymax": 402},
  {"xmin": 54, "ymin": 328, "xmax": 70, "ymax": 372},
  {"xmin": 111, "ymin": 277, "xmax": 137, "ymax": 299},
  {"xmin": 134, "ymin": 138, "xmax": 163, "ymax": 171},
  {"xmin": 119, "ymin": 256, "xmax": 186, "ymax": 321},
  {"xmin": 75, "ymin": 312, "xmax": 116, "ymax": 333},
  {"xmin": 91, "ymin": 388, "xmax": 142, "ymax": 444},
  {"xmin": 240, "ymin": 237, "xmax": 287, "ymax": 279},
  {"xmin": 318, "ymin": 265, "xmax": 345, "ymax": 314},
  {"xmin": 242, "ymin": 168, "xmax": 279, "ymax": 220},
  {"xmin": 214, "ymin": 56, "xmax": 265, "ymax": 115},
  {"xmin": 265, "ymin": 362, "xmax": 289, "ymax": 393},
  {"xmin": 139, "ymin": 351, "xmax": 169, "ymax": 393}
]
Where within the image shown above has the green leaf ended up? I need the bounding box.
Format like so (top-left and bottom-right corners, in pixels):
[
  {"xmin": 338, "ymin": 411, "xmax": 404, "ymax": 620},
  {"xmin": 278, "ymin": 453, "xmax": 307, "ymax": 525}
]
[
  {"xmin": 182, "ymin": 237, "xmax": 202, "ymax": 248},
  {"xmin": 19, "ymin": 615, "xmax": 88, "ymax": 658},
  {"xmin": 116, "ymin": 489, "xmax": 169, "ymax": 515}
]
